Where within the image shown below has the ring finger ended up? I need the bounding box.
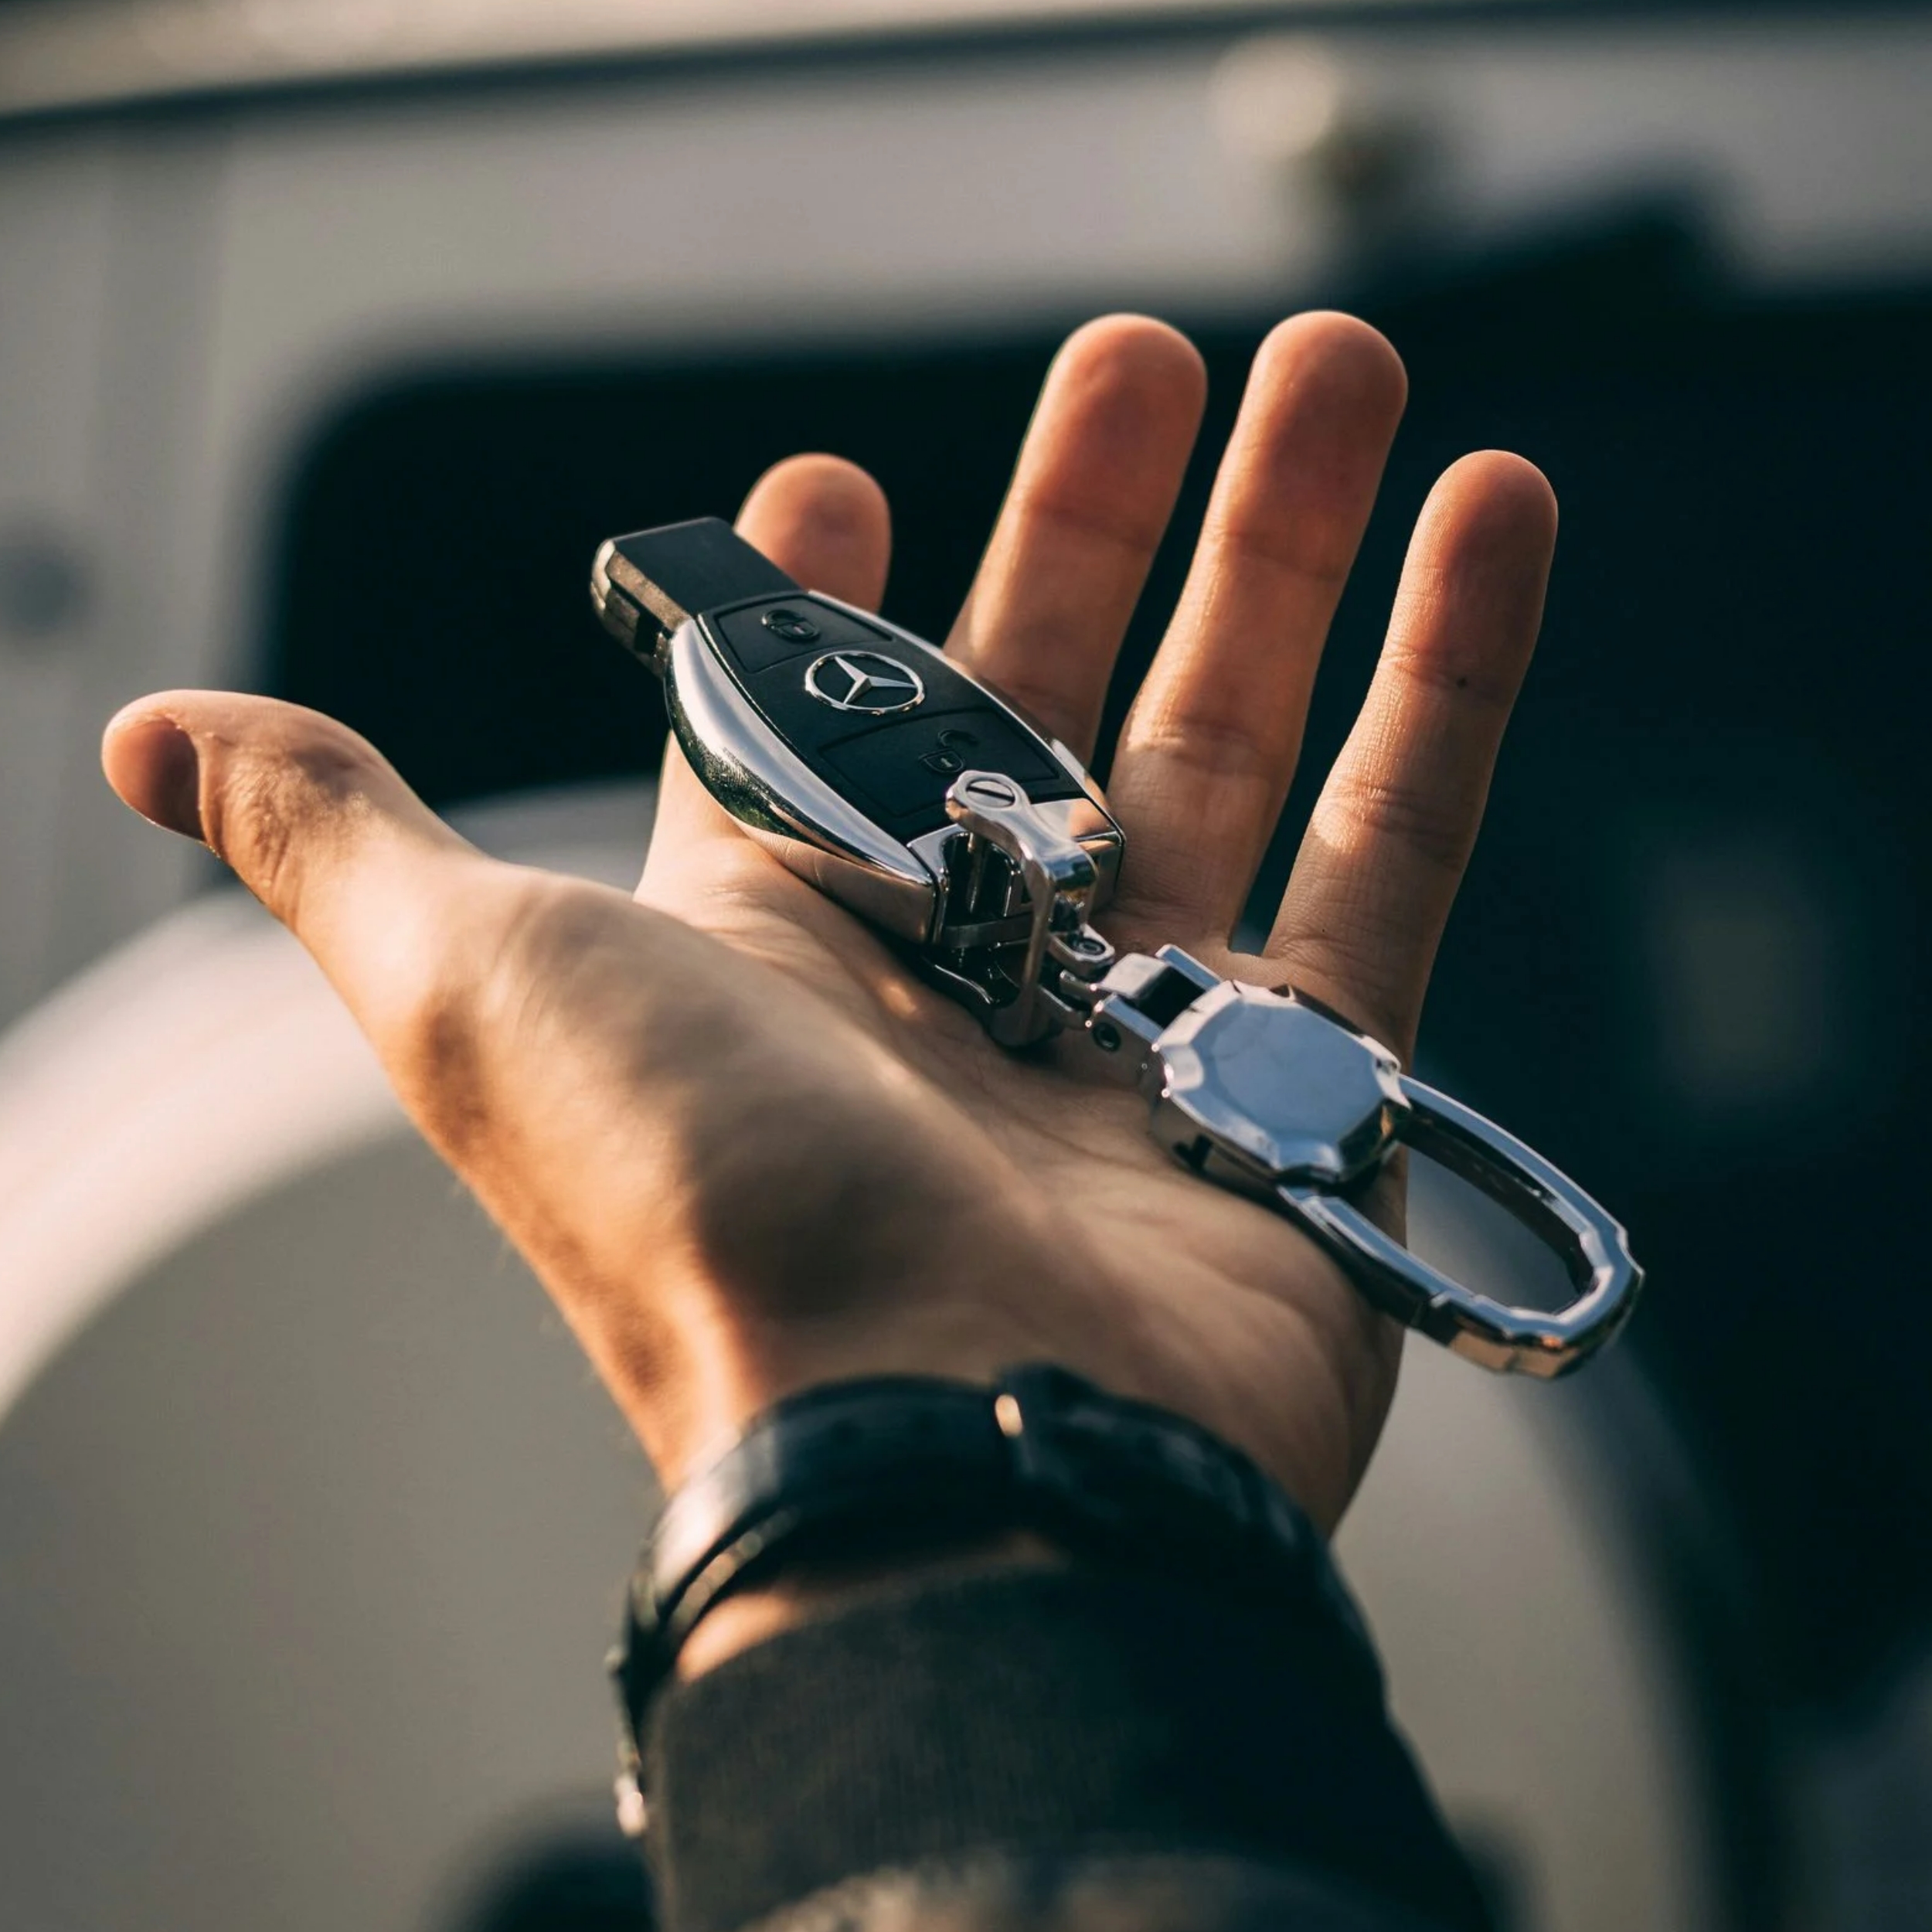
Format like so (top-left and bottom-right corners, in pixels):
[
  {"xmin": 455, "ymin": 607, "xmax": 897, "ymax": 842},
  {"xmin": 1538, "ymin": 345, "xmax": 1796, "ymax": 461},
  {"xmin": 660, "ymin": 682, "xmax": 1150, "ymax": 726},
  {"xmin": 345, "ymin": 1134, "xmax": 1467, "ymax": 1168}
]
[{"xmin": 1264, "ymin": 450, "xmax": 1559, "ymax": 1061}]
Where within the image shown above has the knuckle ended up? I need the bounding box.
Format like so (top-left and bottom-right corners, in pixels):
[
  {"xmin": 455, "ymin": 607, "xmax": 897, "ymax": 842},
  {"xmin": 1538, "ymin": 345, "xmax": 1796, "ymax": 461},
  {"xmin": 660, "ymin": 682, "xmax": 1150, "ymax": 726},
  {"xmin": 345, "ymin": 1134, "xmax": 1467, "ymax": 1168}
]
[
  {"xmin": 202, "ymin": 717, "xmax": 389, "ymax": 919},
  {"xmin": 1321, "ymin": 770, "xmax": 1472, "ymax": 880},
  {"xmin": 1124, "ymin": 711, "xmax": 1285, "ymax": 789},
  {"xmin": 1213, "ymin": 519, "xmax": 1355, "ymax": 595},
  {"xmin": 1267, "ymin": 927, "xmax": 1411, "ymax": 1056},
  {"xmin": 980, "ymin": 668, "xmax": 1088, "ymax": 748},
  {"xmin": 1011, "ymin": 484, "xmax": 1170, "ymax": 559},
  {"xmin": 209, "ymin": 759, "xmax": 300, "ymax": 908},
  {"xmin": 1383, "ymin": 631, "xmax": 1519, "ymax": 712}
]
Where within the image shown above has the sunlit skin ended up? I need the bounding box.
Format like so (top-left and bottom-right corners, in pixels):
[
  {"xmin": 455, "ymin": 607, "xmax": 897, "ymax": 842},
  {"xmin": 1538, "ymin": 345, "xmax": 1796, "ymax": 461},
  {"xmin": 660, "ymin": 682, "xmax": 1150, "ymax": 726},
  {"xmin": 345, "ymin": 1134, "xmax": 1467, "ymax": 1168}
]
[{"xmin": 100, "ymin": 314, "xmax": 1557, "ymax": 1628}]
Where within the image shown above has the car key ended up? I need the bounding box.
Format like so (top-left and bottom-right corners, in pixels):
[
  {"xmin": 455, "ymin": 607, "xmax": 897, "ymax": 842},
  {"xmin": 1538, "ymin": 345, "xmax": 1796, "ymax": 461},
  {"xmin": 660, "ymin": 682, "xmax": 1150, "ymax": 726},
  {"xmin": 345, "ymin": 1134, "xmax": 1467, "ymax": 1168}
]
[
  {"xmin": 593, "ymin": 517, "xmax": 1124, "ymax": 1045},
  {"xmin": 591, "ymin": 518, "xmax": 1643, "ymax": 1376}
]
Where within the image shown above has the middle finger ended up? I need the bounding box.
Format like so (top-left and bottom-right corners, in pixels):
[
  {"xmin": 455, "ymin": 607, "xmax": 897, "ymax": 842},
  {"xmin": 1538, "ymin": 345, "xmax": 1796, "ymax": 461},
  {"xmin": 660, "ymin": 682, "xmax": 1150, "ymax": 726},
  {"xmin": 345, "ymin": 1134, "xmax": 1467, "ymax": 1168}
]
[
  {"xmin": 1107, "ymin": 312, "xmax": 1407, "ymax": 940},
  {"xmin": 947, "ymin": 314, "xmax": 1205, "ymax": 760}
]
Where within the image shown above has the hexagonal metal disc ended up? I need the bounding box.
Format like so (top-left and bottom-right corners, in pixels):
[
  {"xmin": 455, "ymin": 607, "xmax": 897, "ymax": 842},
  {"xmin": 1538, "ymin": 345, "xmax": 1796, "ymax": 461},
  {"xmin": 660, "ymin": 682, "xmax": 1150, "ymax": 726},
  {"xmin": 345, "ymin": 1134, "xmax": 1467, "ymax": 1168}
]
[{"xmin": 1154, "ymin": 983, "xmax": 1404, "ymax": 1185}]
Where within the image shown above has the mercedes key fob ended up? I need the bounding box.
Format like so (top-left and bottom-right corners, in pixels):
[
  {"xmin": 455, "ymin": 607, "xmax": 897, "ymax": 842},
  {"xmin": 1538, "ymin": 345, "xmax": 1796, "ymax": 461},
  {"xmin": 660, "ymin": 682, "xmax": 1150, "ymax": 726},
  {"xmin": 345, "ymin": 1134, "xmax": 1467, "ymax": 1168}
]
[{"xmin": 590, "ymin": 518, "xmax": 1124, "ymax": 1042}]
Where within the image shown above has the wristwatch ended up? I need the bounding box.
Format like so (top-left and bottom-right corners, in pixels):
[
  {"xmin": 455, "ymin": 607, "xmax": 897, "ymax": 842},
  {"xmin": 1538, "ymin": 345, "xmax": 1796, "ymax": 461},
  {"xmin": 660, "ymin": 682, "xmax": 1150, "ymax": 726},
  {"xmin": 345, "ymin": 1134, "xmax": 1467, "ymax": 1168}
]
[{"xmin": 607, "ymin": 1365, "xmax": 1379, "ymax": 1839}]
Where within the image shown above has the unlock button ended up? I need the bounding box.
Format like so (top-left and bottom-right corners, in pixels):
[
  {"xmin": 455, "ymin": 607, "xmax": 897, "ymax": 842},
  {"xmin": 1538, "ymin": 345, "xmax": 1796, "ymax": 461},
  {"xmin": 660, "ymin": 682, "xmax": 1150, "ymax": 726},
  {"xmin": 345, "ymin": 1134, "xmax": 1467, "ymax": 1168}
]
[
  {"xmin": 918, "ymin": 727, "xmax": 982, "ymax": 777},
  {"xmin": 821, "ymin": 707, "xmax": 1077, "ymax": 832}
]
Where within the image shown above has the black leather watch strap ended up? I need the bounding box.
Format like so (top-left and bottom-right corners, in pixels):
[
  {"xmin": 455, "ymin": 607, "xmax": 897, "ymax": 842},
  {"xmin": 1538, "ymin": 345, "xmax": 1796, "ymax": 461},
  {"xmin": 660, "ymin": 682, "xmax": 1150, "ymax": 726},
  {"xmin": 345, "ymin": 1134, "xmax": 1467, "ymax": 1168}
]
[{"xmin": 610, "ymin": 1365, "xmax": 1379, "ymax": 1831}]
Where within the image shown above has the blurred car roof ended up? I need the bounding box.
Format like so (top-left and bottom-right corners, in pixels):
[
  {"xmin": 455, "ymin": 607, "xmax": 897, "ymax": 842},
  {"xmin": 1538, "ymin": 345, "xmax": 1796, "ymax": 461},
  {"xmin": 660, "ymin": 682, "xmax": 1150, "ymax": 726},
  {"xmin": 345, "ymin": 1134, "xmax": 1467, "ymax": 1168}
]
[{"xmin": 0, "ymin": 0, "xmax": 1529, "ymax": 124}]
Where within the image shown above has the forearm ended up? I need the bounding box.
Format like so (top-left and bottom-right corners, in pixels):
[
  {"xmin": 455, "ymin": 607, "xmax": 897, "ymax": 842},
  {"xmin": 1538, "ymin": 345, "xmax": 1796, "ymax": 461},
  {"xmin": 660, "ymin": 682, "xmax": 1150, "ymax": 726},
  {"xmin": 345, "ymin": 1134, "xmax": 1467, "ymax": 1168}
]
[{"xmin": 645, "ymin": 1560, "xmax": 1491, "ymax": 1932}]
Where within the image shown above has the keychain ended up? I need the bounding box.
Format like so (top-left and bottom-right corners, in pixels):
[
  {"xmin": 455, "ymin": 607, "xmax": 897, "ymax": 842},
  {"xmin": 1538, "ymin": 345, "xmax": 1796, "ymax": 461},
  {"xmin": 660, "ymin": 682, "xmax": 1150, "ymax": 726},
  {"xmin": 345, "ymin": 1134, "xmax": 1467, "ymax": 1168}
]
[{"xmin": 590, "ymin": 519, "xmax": 1642, "ymax": 1377}]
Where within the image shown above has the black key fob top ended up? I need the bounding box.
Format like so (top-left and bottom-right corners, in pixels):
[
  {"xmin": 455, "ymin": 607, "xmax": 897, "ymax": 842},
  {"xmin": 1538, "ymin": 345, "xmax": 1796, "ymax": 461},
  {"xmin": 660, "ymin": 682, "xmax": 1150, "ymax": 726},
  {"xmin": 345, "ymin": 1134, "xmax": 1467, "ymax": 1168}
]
[{"xmin": 590, "ymin": 519, "xmax": 1124, "ymax": 1036}]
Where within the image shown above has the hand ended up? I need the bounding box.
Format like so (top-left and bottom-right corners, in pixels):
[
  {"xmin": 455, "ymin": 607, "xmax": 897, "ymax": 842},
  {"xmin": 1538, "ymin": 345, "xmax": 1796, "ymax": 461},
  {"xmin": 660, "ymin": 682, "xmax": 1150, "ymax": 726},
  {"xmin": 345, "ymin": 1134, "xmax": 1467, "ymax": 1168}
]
[{"xmin": 101, "ymin": 312, "xmax": 1555, "ymax": 1534}]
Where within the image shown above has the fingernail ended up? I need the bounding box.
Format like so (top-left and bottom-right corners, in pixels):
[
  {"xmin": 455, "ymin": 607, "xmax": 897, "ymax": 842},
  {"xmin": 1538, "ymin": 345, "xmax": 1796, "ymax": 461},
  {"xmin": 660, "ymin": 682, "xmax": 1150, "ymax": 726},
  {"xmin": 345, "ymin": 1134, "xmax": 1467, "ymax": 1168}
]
[{"xmin": 140, "ymin": 717, "xmax": 206, "ymax": 842}]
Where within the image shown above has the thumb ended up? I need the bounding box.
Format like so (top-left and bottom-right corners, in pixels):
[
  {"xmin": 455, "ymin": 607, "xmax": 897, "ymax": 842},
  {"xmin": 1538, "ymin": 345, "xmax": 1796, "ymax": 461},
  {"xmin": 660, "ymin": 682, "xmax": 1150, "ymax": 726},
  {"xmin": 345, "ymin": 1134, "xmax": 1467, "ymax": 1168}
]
[{"xmin": 102, "ymin": 692, "xmax": 499, "ymax": 1033}]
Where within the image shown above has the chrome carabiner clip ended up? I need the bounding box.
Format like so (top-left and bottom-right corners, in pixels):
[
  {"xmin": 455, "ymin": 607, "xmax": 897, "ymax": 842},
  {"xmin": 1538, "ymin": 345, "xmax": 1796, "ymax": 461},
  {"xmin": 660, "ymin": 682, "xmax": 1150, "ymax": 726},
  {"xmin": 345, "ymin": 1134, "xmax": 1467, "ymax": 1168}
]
[{"xmin": 1088, "ymin": 948, "xmax": 1644, "ymax": 1377}]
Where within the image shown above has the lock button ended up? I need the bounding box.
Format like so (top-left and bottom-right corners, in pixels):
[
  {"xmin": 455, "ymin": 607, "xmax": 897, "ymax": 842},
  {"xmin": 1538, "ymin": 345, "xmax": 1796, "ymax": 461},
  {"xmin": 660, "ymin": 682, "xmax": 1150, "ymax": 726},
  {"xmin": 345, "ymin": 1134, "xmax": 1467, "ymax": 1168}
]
[{"xmin": 711, "ymin": 596, "xmax": 891, "ymax": 674}]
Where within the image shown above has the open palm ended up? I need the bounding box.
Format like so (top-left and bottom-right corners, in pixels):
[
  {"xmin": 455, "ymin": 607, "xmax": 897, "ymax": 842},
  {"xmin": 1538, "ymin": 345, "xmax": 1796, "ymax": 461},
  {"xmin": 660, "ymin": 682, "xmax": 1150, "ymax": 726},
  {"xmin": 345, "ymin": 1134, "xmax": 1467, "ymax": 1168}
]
[{"xmin": 104, "ymin": 313, "xmax": 1556, "ymax": 1529}]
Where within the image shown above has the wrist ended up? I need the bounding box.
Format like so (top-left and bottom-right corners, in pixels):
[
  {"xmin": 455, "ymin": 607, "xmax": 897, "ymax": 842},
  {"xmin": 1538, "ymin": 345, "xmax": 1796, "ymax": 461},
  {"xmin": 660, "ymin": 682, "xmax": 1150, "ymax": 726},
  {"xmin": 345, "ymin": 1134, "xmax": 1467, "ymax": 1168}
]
[{"xmin": 615, "ymin": 1294, "xmax": 1080, "ymax": 1489}]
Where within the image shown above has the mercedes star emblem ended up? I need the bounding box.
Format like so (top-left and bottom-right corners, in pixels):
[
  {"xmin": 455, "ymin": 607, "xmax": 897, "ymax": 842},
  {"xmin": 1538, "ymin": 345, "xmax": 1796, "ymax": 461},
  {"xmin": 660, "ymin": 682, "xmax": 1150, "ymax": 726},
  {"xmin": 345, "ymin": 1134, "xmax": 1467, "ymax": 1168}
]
[{"xmin": 802, "ymin": 650, "xmax": 927, "ymax": 715}]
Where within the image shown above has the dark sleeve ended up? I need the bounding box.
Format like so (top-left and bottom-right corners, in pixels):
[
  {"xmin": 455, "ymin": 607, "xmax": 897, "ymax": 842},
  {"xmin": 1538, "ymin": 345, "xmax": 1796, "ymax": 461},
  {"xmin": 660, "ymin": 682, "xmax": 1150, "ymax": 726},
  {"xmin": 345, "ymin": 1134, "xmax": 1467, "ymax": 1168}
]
[{"xmin": 642, "ymin": 1565, "xmax": 1494, "ymax": 1932}]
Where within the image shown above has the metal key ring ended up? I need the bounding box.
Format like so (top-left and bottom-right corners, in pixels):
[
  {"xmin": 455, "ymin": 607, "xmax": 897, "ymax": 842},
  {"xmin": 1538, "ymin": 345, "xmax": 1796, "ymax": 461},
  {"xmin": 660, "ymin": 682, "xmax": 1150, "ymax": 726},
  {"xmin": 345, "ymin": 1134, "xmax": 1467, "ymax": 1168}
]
[
  {"xmin": 1281, "ymin": 1077, "xmax": 1642, "ymax": 1377},
  {"xmin": 1090, "ymin": 949, "xmax": 1644, "ymax": 1379}
]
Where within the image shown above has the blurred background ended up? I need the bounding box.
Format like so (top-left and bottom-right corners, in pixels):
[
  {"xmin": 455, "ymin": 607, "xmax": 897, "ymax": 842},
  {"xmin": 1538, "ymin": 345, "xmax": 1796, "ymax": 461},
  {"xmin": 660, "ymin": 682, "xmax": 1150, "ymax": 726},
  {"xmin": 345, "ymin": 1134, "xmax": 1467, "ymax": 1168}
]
[{"xmin": 1, "ymin": 2, "xmax": 1929, "ymax": 1928}]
